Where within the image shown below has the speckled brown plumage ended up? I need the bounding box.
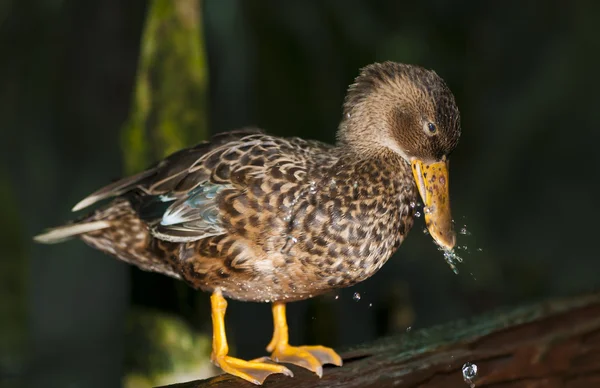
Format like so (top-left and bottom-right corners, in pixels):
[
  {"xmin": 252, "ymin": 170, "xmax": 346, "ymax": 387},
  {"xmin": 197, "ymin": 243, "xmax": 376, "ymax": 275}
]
[
  {"xmin": 36, "ymin": 61, "xmax": 462, "ymax": 384},
  {"xmin": 36, "ymin": 62, "xmax": 461, "ymax": 304},
  {"xmin": 69, "ymin": 131, "xmax": 416, "ymax": 303}
]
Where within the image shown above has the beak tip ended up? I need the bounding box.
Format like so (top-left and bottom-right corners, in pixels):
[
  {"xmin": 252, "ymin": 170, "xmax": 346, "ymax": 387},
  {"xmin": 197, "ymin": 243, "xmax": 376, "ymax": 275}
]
[{"xmin": 435, "ymin": 230, "xmax": 456, "ymax": 251}]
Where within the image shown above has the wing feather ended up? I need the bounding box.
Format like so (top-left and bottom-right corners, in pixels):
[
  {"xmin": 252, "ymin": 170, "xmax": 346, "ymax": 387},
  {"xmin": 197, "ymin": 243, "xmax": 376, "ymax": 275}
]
[
  {"xmin": 72, "ymin": 127, "xmax": 339, "ymax": 244},
  {"xmin": 71, "ymin": 128, "xmax": 264, "ymax": 211}
]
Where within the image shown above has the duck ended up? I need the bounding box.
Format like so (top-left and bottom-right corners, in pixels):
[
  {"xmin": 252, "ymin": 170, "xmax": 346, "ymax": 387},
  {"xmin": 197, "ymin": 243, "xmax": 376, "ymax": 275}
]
[{"xmin": 35, "ymin": 61, "xmax": 461, "ymax": 385}]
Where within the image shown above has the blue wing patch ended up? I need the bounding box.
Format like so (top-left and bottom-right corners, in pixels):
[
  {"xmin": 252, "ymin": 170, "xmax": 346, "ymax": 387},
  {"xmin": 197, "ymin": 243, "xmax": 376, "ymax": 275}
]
[{"xmin": 151, "ymin": 183, "xmax": 233, "ymax": 242}]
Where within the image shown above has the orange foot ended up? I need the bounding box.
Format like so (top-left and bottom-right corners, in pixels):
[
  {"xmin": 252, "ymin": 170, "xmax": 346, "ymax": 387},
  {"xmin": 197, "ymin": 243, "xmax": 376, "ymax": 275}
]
[
  {"xmin": 266, "ymin": 303, "xmax": 343, "ymax": 377},
  {"xmin": 210, "ymin": 292, "xmax": 293, "ymax": 385},
  {"xmin": 212, "ymin": 354, "xmax": 292, "ymax": 385}
]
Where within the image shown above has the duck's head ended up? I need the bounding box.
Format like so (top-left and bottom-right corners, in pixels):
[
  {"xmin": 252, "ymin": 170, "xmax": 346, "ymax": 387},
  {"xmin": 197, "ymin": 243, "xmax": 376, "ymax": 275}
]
[{"xmin": 338, "ymin": 62, "xmax": 461, "ymax": 250}]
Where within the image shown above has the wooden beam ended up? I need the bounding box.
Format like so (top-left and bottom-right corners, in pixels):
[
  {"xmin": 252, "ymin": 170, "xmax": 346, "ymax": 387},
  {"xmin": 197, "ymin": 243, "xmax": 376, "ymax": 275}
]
[{"xmin": 160, "ymin": 293, "xmax": 600, "ymax": 387}]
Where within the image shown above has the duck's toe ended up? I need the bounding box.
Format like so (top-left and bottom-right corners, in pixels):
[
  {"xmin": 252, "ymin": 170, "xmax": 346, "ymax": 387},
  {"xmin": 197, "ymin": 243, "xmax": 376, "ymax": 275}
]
[
  {"xmin": 270, "ymin": 344, "xmax": 343, "ymax": 377},
  {"xmin": 212, "ymin": 354, "xmax": 293, "ymax": 385}
]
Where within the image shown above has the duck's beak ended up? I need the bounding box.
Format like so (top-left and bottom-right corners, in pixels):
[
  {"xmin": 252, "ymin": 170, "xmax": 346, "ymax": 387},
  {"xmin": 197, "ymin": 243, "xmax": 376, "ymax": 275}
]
[{"xmin": 411, "ymin": 158, "xmax": 456, "ymax": 250}]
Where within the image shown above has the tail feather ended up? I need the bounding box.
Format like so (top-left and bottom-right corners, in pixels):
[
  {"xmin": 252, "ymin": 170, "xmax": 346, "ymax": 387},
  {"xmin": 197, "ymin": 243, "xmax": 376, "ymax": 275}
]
[
  {"xmin": 35, "ymin": 198, "xmax": 181, "ymax": 280},
  {"xmin": 33, "ymin": 221, "xmax": 112, "ymax": 244}
]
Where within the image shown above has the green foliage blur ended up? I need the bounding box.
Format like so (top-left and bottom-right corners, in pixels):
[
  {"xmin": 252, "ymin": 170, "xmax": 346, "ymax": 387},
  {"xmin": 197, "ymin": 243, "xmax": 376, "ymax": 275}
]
[{"xmin": 122, "ymin": 0, "xmax": 209, "ymax": 174}]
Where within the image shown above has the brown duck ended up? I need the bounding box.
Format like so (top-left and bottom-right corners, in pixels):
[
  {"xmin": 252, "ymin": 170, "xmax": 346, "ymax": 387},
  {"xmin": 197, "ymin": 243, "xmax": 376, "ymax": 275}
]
[{"xmin": 35, "ymin": 61, "xmax": 461, "ymax": 385}]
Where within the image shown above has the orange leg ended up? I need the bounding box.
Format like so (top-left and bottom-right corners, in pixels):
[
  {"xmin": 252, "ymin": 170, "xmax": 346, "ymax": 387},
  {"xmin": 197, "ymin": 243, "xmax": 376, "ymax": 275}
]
[
  {"xmin": 210, "ymin": 291, "xmax": 293, "ymax": 385},
  {"xmin": 266, "ymin": 302, "xmax": 343, "ymax": 377}
]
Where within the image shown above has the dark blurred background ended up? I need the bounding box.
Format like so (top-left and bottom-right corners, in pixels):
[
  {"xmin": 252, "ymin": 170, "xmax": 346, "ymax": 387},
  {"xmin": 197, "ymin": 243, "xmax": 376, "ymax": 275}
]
[{"xmin": 1, "ymin": 1, "xmax": 599, "ymax": 387}]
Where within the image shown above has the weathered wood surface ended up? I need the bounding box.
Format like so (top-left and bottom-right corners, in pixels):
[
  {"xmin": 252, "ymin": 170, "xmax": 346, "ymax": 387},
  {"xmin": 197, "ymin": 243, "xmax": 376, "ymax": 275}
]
[{"xmin": 160, "ymin": 293, "xmax": 600, "ymax": 387}]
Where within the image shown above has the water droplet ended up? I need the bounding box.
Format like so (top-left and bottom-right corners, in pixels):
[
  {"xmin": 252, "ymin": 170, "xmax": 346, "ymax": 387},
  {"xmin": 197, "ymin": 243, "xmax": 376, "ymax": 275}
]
[
  {"xmin": 422, "ymin": 228, "xmax": 429, "ymax": 235},
  {"xmin": 459, "ymin": 225, "xmax": 471, "ymax": 235},
  {"xmin": 409, "ymin": 201, "xmax": 416, "ymax": 208},
  {"xmin": 456, "ymin": 245, "xmax": 469, "ymax": 252},
  {"xmin": 415, "ymin": 211, "xmax": 421, "ymax": 217},
  {"xmin": 369, "ymin": 303, "xmax": 373, "ymax": 307},
  {"xmin": 353, "ymin": 292, "xmax": 361, "ymax": 301},
  {"xmin": 462, "ymin": 362, "xmax": 478, "ymax": 387},
  {"xmin": 424, "ymin": 206, "xmax": 435, "ymax": 214},
  {"xmin": 334, "ymin": 295, "xmax": 339, "ymax": 300},
  {"xmin": 442, "ymin": 249, "xmax": 463, "ymax": 274},
  {"xmin": 477, "ymin": 248, "xmax": 483, "ymax": 252},
  {"xmin": 280, "ymin": 236, "xmax": 298, "ymax": 254},
  {"xmin": 346, "ymin": 112, "xmax": 351, "ymax": 119},
  {"xmin": 406, "ymin": 326, "xmax": 412, "ymax": 332}
]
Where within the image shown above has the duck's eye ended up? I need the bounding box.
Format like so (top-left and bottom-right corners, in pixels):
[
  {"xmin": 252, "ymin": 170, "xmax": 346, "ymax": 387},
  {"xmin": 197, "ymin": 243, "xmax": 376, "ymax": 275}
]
[{"xmin": 427, "ymin": 122, "xmax": 437, "ymax": 133}]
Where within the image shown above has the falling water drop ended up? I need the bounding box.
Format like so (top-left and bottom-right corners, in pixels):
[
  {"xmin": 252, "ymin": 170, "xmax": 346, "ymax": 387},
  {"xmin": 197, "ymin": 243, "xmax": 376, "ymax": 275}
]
[
  {"xmin": 442, "ymin": 249, "xmax": 463, "ymax": 275},
  {"xmin": 462, "ymin": 362, "xmax": 478, "ymax": 387},
  {"xmin": 334, "ymin": 295, "xmax": 339, "ymax": 300},
  {"xmin": 415, "ymin": 211, "xmax": 421, "ymax": 218},
  {"xmin": 456, "ymin": 245, "xmax": 469, "ymax": 252},
  {"xmin": 353, "ymin": 292, "xmax": 361, "ymax": 301},
  {"xmin": 409, "ymin": 201, "xmax": 416, "ymax": 208},
  {"xmin": 406, "ymin": 326, "xmax": 412, "ymax": 333}
]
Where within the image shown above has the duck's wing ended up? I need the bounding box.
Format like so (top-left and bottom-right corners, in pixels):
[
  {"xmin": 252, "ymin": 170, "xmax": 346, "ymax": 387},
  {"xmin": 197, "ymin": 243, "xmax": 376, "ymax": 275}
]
[
  {"xmin": 73, "ymin": 129, "xmax": 337, "ymax": 243},
  {"xmin": 145, "ymin": 135, "xmax": 337, "ymax": 242},
  {"xmin": 72, "ymin": 129, "xmax": 264, "ymax": 212}
]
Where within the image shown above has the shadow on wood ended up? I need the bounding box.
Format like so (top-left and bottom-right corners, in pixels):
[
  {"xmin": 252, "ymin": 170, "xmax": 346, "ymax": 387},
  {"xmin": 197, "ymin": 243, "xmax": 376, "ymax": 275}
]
[{"xmin": 159, "ymin": 293, "xmax": 600, "ymax": 387}]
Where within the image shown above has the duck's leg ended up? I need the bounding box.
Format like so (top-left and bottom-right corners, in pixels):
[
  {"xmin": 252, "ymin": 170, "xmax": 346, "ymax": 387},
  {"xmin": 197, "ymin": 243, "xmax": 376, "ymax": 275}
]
[
  {"xmin": 210, "ymin": 291, "xmax": 293, "ymax": 385},
  {"xmin": 266, "ymin": 302, "xmax": 343, "ymax": 377}
]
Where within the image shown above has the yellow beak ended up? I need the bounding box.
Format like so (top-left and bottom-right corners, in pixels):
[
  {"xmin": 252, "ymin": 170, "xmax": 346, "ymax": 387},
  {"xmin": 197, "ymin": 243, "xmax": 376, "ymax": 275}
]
[{"xmin": 411, "ymin": 158, "xmax": 456, "ymax": 250}]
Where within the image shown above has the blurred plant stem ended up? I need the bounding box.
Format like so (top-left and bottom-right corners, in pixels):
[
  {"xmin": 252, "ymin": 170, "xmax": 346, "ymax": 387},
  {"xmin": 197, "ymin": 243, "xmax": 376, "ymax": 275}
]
[
  {"xmin": 0, "ymin": 169, "xmax": 27, "ymax": 378},
  {"xmin": 122, "ymin": 0, "xmax": 209, "ymax": 173},
  {"xmin": 121, "ymin": 0, "xmax": 213, "ymax": 384}
]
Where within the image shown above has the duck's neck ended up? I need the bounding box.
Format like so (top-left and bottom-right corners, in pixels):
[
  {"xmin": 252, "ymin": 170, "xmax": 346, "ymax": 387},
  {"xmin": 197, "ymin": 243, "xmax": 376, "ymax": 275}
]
[
  {"xmin": 329, "ymin": 144, "xmax": 417, "ymax": 211},
  {"xmin": 335, "ymin": 138, "xmax": 411, "ymax": 176},
  {"xmin": 323, "ymin": 141, "xmax": 418, "ymax": 285},
  {"xmin": 336, "ymin": 115, "xmax": 413, "ymax": 162}
]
